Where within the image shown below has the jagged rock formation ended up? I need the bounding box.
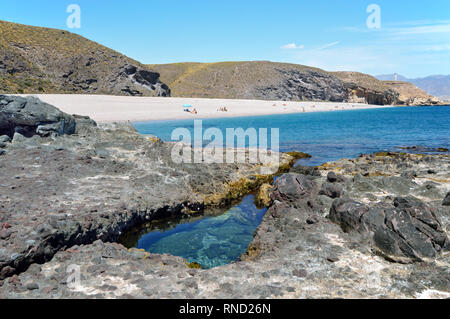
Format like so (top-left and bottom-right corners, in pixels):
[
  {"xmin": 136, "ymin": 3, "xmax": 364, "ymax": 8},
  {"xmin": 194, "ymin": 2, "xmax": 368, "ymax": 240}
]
[
  {"xmin": 330, "ymin": 197, "xmax": 448, "ymax": 262},
  {"xmin": 0, "ymin": 98, "xmax": 449, "ymax": 299},
  {"xmin": 383, "ymin": 81, "xmax": 442, "ymax": 106},
  {"xmin": 0, "ymin": 95, "xmax": 79, "ymax": 138},
  {"xmin": 332, "ymin": 71, "xmax": 399, "ymax": 105},
  {"xmin": 333, "ymin": 72, "xmax": 444, "ymax": 106},
  {"xmin": 0, "ymin": 20, "xmax": 170, "ymax": 96},
  {"xmin": 376, "ymin": 74, "xmax": 450, "ymax": 102},
  {"xmin": 0, "ymin": 96, "xmax": 295, "ymax": 280}
]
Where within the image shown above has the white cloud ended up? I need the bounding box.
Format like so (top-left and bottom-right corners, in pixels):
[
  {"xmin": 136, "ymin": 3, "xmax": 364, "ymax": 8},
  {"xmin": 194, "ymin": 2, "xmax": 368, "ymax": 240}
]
[
  {"xmin": 278, "ymin": 20, "xmax": 450, "ymax": 77},
  {"xmin": 424, "ymin": 44, "xmax": 450, "ymax": 52},
  {"xmin": 317, "ymin": 41, "xmax": 340, "ymax": 50},
  {"xmin": 390, "ymin": 23, "xmax": 450, "ymax": 36},
  {"xmin": 281, "ymin": 43, "xmax": 304, "ymax": 50}
]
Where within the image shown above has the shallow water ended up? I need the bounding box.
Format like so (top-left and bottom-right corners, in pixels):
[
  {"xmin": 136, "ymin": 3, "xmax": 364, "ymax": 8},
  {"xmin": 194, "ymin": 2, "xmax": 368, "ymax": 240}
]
[
  {"xmin": 128, "ymin": 106, "xmax": 450, "ymax": 268},
  {"xmin": 120, "ymin": 195, "xmax": 267, "ymax": 269},
  {"xmin": 135, "ymin": 106, "xmax": 450, "ymax": 166}
]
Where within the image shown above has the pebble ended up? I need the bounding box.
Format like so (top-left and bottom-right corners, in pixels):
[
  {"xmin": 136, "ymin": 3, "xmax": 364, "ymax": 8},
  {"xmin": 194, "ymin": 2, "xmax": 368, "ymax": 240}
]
[
  {"xmin": 26, "ymin": 283, "xmax": 39, "ymax": 290},
  {"xmin": 292, "ymin": 269, "xmax": 308, "ymax": 278},
  {"xmin": 327, "ymin": 256, "xmax": 339, "ymax": 263}
]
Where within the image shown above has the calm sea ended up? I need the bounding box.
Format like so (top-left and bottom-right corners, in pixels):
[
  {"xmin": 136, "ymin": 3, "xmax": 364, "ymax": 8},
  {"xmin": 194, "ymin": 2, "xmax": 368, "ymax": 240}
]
[{"xmin": 134, "ymin": 106, "xmax": 450, "ymax": 166}]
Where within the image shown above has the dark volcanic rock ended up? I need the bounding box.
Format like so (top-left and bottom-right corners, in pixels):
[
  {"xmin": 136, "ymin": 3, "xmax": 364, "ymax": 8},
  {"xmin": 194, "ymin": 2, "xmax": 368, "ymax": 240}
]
[
  {"xmin": 121, "ymin": 65, "xmax": 170, "ymax": 97},
  {"xmin": 329, "ymin": 197, "xmax": 448, "ymax": 262},
  {"xmin": 0, "ymin": 97, "xmax": 292, "ymax": 281},
  {"xmin": 290, "ymin": 165, "xmax": 321, "ymax": 177},
  {"xmin": 329, "ymin": 199, "xmax": 369, "ymax": 233},
  {"xmin": 0, "ymin": 95, "xmax": 449, "ymax": 298},
  {"xmin": 327, "ymin": 171, "xmax": 338, "ymax": 183},
  {"xmin": 319, "ymin": 182, "xmax": 342, "ymax": 199},
  {"xmin": 0, "ymin": 149, "xmax": 449, "ymax": 298},
  {"xmin": 327, "ymin": 171, "xmax": 345, "ymax": 183},
  {"xmin": 270, "ymin": 174, "xmax": 317, "ymax": 205},
  {"xmin": 255, "ymin": 69, "xmax": 348, "ymax": 102},
  {"xmin": 0, "ymin": 95, "xmax": 76, "ymax": 138}
]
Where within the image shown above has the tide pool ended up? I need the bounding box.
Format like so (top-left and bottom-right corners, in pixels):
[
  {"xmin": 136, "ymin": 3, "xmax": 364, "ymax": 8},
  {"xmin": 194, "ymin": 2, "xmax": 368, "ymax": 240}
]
[
  {"xmin": 126, "ymin": 106, "xmax": 450, "ymax": 268},
  {"xmin": 120, "ymin": 195, "xmax": 267, "ymax": 269}
]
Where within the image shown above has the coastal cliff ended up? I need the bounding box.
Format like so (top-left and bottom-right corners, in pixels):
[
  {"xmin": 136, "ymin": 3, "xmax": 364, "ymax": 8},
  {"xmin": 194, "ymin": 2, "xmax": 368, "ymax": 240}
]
[
  {"xmin": 332, "ymin": 71, "xmax": 444, "ymax": 106},
  {"xmin": 331, "ymin": 71, "xmax": 400, "ymax": 105},
  {"xmin": 383, "ymin": 81, "xmax": 442, "ymax": 106}
]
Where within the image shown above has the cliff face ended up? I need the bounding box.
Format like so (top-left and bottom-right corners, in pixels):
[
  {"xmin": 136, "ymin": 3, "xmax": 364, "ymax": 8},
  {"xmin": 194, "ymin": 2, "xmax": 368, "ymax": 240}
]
[
  {"xmin": 149, "ymin": 61, "xmax": 349, "ymax": 102},
  {"xmin": 383, "ymin": 81, "xmax": 442, "ymax": 106},
  {"xmin": 0, "ymin": 20, "xmax": 170, "ymax": 96},
  {"xmin": 331, "ymin": 72, "xmax": 399, "ymax": 105}
]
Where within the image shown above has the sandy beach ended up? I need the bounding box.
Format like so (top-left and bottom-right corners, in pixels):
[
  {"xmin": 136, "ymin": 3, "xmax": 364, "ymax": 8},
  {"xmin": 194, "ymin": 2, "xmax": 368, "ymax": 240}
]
[{"xmin": 19, "ymin": 94, "xmax": 394, "ymax": 123}]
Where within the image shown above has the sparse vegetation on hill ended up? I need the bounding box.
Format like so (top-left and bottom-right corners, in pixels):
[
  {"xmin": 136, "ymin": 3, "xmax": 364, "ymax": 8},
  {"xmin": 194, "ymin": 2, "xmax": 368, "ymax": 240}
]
[
  {"xmin": 383, "ymin": 81, "xmax": 441, "ymax": 106},
  {"xmin": 0, "ymin": 20, "xmax": 442, "ymax": 106},
  {"xmin": 0, "ymin": 20, "xmax": 170, "ymax": 96},
  {"xmin": 148, "ymin": 61, "xmax": 348, "ymax": 102}
]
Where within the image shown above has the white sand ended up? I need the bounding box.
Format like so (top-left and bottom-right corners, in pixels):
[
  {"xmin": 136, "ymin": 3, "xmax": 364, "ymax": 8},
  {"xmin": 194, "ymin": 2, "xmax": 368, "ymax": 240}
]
[{"xmin": 19, "ymin": 94, "xmax": 394, "ymax": 123}]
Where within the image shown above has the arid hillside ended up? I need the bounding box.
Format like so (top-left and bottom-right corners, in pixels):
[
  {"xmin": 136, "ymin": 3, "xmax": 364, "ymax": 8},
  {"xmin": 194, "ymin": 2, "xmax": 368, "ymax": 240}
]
[
  {"xmin": 0, "ymin": 20, "xmax": 170, "ymax": 96},
  {"xmin": 148, "ymin": 61, "xmax": 349, "ymax": 102},
  {"xmin": 384, "ymin": 81, "xmax": 441, "ymax": 106}
]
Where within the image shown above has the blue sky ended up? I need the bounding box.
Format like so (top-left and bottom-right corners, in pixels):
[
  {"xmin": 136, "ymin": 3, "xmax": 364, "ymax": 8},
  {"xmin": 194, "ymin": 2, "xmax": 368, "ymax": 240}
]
[{"xmin": 1, "ymin": 0, "xmax": 449, "ymax": 78}]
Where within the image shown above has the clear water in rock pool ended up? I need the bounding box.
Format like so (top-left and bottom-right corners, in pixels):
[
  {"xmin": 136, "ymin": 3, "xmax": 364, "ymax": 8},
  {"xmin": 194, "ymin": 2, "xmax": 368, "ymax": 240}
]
[
  {"xmin": 134, "ymin": 105, "xmax": 450, "ymax": 166},
  {"xmin": 128, "ymin": 106, "xmax": 450, "ymax": 267},
  {"xmin": 121, "ymin": 195, "xmax": 267, "ymax": 269}
]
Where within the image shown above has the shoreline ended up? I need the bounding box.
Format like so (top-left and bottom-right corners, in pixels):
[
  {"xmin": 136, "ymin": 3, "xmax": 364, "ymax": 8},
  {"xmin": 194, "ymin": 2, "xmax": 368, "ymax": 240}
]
[{"xmin": 17, "ymin": 94, "xmax": 395, "ymax": 123}]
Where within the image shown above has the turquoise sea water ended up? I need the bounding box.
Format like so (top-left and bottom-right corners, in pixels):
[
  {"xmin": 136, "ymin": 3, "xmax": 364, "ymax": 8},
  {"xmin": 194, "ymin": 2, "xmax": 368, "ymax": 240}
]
[
  {"xmin": 127, "ymin": 106, "xmax": 450, "ymax": 268},
  {"xmin": 135, "ymin": 106, "xmax": 450, "ymax": 166}
]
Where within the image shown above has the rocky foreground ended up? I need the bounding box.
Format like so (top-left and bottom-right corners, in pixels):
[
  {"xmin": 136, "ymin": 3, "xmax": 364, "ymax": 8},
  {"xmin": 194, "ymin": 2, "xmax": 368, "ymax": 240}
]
[{"xmin": 0, "ymin": 95, "xmax": 449, "ymax": 298}]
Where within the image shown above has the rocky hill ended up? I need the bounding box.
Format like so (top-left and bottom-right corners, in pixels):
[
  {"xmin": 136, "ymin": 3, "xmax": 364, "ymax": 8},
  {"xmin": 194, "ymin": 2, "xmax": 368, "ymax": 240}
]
[
  {"xmin": 376, "ymin": 74, "xmax": 450, "ymax": 101},
  {"xmin": 0, "ymin": 20, "xmax": 170, "ymax": 96},
  {"xmin": 383, "ymin": 81, "xmax": 441, "ymax": 106},
  {"xmin": 148, "ymin": 61, "xmax": 348, "ymax": 102},
  {"xmin": 331, "ymin": 71, "xmax": 399, "ymax": 105},
  {"xmin": 151, "ymin": 62, "xmax": 442, "ymax": 106},
  {"xmin": 334, "ymin": 71, "xmax": 443, "ymax": 106}
]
